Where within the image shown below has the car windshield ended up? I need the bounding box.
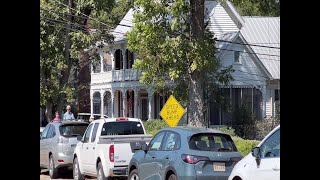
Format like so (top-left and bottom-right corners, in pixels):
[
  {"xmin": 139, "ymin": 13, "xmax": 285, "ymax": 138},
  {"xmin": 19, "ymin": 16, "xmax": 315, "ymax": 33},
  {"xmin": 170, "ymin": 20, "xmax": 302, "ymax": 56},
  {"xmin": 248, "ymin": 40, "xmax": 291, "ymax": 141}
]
[
  {"xmin": 189, "ymin": 133, "xmax": 237, "ymax": 152},
  {"xmin": 59, "ymin": 124, "xmax": 88, "ymax": 137},
  {"xmin": 101, "ymin": 121, "xmax": 144, "ymax": 135}
]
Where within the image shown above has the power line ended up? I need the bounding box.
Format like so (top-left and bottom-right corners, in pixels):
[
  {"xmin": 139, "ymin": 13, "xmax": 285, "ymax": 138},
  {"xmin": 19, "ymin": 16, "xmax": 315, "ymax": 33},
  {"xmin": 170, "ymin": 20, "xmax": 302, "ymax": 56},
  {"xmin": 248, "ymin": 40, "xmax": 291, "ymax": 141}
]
[
  {"xmin": 215, "ymin": 39, "xmax": 280, "ymax": 49},
  {"xmin": 50, "ymin": 0, "xmax": 126, "ymax": 35},
  {"xmin": 217, "ymin": 47, "xmax": 279, "ymax": 58}
]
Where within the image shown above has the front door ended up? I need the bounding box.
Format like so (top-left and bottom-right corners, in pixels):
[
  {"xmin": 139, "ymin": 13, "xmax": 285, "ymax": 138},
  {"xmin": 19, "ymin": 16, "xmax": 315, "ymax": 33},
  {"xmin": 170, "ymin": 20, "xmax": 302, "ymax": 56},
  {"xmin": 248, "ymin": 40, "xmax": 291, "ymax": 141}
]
[
  {"xmin": 141, "ymin": 98, "xmax": 148, "ymax": 120},
  {"xmin": 80, "ymin": 123, "xmax": 93, "ymax": 173},
  {"xmin": 87, "ymin": 123, "xmax": 100, "ymax": 173},
  {"xmin": 139, "ymin": 131, "xmax": 166, "ymax": 180}
]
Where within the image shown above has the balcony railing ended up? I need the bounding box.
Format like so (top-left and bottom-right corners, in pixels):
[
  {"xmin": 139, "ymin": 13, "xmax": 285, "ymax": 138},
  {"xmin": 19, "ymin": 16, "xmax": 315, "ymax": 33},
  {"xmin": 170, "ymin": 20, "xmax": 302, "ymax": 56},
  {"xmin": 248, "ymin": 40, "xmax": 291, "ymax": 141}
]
[{"xmin": 91, "ymin": 69, "xmax": 142, "ymax": 84}]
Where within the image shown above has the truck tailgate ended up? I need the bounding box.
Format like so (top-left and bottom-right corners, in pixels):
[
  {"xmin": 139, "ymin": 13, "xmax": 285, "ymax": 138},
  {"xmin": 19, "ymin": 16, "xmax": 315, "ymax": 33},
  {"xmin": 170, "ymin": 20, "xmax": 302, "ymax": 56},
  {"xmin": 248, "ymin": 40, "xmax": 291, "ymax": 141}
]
[{"xmin": 99, "ymin": 135, "xmax": 152, "ymax": 166}]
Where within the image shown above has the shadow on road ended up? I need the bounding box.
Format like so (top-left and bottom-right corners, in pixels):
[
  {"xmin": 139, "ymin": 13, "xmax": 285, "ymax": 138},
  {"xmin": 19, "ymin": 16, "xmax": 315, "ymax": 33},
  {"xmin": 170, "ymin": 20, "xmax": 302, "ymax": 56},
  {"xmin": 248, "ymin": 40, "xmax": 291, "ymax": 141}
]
[{"xmin": 40, "ymin": 169, "xmax": 73, "ymax": 179}]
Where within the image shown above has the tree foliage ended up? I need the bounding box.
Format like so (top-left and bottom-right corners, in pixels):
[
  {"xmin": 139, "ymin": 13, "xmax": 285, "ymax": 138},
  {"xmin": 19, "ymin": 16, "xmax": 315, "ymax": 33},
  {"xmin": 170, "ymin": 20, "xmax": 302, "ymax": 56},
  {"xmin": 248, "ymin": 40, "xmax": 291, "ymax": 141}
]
[
  {"xmin": 228, "ymin": 0, "xmax": 280, "ymax": 16},
  {"xmin": 40, "ymin": 0, "xmax": 128, "ymax": 119},
  {"xmin": 127, "ymin": 0, "xmax": 234, "ymax": 126}
]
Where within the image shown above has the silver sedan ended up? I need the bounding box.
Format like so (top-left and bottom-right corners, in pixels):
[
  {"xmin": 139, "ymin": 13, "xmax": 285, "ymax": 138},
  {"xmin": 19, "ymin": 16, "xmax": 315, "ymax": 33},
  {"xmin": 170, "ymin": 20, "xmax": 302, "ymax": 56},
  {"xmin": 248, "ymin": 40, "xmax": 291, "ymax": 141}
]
[{"xmin": 40, "ymin": 120, "xmax": 89, "ymax": 179}]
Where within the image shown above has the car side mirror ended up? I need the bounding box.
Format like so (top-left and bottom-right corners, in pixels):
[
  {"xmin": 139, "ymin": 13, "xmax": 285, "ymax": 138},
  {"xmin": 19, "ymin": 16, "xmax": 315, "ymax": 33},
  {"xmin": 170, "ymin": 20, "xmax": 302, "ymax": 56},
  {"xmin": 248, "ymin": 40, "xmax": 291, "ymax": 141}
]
[
  {"xmin": 252, "ymin": 147, "xmax": 261, "ymax": 167},
  {"xmin": 141, "ymin": 143, "xmax": 148, "ymax": 153}
]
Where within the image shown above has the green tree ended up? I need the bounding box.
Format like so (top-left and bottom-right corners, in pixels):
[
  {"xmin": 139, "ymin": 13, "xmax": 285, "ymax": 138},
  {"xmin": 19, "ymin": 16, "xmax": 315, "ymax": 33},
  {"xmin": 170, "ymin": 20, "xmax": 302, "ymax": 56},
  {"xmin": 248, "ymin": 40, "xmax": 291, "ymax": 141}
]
[
  {"xmin": 40, "ymin": 0, "xmax": 116, "ymax": 120},
  {"xmin": 228, "ymin": 0, "xmax": 280, "ymax": 16},
  {"xmin": 127, "ymin": 0, "xmax": 234, "ymax": 127}
]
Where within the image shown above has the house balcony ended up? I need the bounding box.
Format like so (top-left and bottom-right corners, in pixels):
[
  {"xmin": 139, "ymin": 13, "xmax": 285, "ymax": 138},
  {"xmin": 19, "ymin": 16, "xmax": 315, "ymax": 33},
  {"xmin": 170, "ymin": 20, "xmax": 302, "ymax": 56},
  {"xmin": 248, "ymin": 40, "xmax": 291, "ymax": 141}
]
[{"xmin": 91, "ymin": 69, "xmax": 142, "ymax": 84}]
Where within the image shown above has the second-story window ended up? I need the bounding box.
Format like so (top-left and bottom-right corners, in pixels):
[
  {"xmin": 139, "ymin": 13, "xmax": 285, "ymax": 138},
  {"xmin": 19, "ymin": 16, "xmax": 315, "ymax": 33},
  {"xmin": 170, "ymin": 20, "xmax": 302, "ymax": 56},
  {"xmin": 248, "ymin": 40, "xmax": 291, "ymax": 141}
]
[
  {"xmin": 103, "ymin": 52, "xmax": 112, "ymax": 72},
  {"xmin": 115, "ymin": 49, "xmax": 123, "ymax": 70},
  {"xmin": 126, "ymin": 49, "xmax": 134, "ymax": 69}
]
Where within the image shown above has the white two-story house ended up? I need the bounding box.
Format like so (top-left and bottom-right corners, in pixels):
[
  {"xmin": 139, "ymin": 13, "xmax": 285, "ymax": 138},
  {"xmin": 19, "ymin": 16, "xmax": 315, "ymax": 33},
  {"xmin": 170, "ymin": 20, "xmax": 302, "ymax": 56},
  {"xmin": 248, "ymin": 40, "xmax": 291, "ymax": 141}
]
[{"xmin": 88, "ymin": 0, "xmax": 280, "ymax": 125}]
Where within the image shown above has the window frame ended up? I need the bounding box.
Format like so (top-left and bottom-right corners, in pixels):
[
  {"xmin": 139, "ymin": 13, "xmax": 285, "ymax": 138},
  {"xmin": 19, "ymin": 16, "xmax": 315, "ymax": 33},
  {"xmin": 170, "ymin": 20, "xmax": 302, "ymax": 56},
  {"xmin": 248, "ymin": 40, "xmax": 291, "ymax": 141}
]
[
  {"xmin": 259, "ymin": 128, "xmax": 280, "ymax": 159},
  {"xmin": 90, "ymin": 123, "xmax": 100, "ymax": 143},
  {"xmin": 148, "ymin": 131, "xmax": 166, "ymax": 151},
  {"xmin": 83, "ymin": 123, "xmax": 93, "ymax": 143}
]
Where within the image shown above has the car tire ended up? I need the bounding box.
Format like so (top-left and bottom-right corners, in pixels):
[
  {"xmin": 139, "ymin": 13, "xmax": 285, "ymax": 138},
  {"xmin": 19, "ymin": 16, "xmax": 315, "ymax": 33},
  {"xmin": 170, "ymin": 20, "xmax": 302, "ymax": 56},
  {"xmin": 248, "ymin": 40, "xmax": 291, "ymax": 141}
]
[
  {"xmin": 97, "ymin": 162, "xmax": 107, "ymax": 180},
  {"xmin": 49, "ymin": 155, "xmax": 59, "ymax": 179},
  {"xmin": 168, "ymin": 173, "xmax": 177, "ymax": 180},
  {"xmin": 73, "ymin": 157, "xmax": 84, "ymax": 180},
  {"xmin": 128, "ymin": 169, "xmax": 139, "ymax": 180}
]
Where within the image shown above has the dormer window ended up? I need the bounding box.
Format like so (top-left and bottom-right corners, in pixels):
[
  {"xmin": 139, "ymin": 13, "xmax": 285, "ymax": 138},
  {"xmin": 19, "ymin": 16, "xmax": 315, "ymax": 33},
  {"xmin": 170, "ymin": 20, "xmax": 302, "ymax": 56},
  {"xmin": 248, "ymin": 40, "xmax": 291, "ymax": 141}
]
[{"xmin": 234, "ymin": 51, "xmax": 241, "ymax": 63}]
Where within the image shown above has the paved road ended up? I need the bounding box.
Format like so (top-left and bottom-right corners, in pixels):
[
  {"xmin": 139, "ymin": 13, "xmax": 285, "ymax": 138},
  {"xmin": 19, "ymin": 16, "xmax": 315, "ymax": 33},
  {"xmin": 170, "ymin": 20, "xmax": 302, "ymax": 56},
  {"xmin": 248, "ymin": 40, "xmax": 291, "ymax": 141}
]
[
  {"xmin": 40, "ymin": 169, "xmax": 126, "ymax": 180},
  {"xmin": 40, "ymin": 169, "xmax": 95, "ymax": 180}
]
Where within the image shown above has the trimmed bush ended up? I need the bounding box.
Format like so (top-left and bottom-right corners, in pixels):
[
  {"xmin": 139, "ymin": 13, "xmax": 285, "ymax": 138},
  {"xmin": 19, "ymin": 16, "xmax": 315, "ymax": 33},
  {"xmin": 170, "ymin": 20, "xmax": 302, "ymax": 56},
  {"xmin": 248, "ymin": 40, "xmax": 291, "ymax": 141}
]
[
  {"xmin": 232, "ymin": 136, "xmax": 260, "ymax": 156},
  {"xmin": 143, "ymin": 119, "xmax": 168, "ymax": 136}
]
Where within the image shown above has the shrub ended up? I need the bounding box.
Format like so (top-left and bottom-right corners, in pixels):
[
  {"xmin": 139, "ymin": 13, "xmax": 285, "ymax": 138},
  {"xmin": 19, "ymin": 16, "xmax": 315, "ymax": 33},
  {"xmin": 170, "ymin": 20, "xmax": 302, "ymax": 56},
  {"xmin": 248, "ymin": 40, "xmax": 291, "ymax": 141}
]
[
  {"xmin": 143, "ymin": 119, "xmax": 168, "ymax": 136},
  {"xmin": 217, "ymin": 127, "xmax": 236, "ymax": 136},
  {"xmin": 232, "ymin": 136, "xmax": 260, "ymax": 156}
]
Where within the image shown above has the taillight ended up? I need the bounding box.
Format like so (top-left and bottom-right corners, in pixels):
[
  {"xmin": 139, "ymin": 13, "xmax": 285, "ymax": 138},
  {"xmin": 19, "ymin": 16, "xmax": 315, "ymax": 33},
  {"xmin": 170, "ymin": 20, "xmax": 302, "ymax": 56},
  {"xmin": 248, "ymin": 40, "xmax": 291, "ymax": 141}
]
[
  {"xmin": 230, "ymin": 157, "xmax": 242, "ymax": 166},
  {"xmin": 58, "ymin": 136, "xmax": 69, "ymax": 144},
  {"xmin": 181, "ymin": 154, "xmax": 209, "ymax": 164},
  {"xmin": 116, "ymin": 118, "xmax": 128, "ymax": 121},
  {"xmin": 109, "ymin": 145, "xmax": 114, "ymax": 162}
]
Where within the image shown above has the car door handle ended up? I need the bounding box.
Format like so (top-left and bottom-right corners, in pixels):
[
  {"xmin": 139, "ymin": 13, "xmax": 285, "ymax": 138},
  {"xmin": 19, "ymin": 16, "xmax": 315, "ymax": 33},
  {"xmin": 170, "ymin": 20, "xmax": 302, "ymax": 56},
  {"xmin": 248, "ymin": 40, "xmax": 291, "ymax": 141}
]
[
  {"xmin": 93, "ymin": 147, "xmax": 95, "ymax": 150},
  {"xmin": 152, "ymin": 156, "xmax": 156, "ymax": 159},
  {"xmin": 86, "ymin": 147, "xmax": 89, "ymax": 150},
  {"xmin": 165, "ymin": 155, "xmax": 170, "ymax": 159}
]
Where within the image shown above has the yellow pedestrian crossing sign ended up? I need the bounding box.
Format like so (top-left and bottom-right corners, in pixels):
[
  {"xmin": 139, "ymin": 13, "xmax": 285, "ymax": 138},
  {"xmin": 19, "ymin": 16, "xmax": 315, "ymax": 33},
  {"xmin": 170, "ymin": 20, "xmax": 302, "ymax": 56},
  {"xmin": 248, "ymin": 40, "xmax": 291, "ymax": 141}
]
[{"xmin": 159, "ymin": 95, "xmax": 185, "ymax": 127}]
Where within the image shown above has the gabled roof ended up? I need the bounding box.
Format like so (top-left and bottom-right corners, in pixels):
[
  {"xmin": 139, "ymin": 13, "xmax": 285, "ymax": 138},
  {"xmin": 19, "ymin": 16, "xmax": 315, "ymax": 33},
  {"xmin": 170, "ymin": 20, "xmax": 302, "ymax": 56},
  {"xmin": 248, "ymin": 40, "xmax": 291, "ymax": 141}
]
[
  {"xmin": 240, "ymin": 17, "xmax": 280, "ymax": 79},
  {"xmin": 112, "ymin": 9, "xmax": 134, "ymax": 42}
]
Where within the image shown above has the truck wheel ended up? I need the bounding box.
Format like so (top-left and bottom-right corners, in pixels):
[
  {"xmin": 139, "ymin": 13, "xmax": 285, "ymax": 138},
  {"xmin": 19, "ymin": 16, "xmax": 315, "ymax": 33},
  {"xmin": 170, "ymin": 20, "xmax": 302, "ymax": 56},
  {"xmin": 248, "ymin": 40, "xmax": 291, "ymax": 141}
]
[
  {"xmin": 97, "ymin": 162, "xmax": 107, "ymax": 180},
  {"xmin": 73, "ymin": 157, "xmax": 84, "ymax": 180},
  {"xmin": 128, "ymin": 169, "xmax": 139, "ymax": 180},
  {"xmin": 168, "ymin": 173, "xmax": 177, "ymax": 180},
  {"xmin": 49, "ymin": 155, "xmax": 59, "ymax": 179}
]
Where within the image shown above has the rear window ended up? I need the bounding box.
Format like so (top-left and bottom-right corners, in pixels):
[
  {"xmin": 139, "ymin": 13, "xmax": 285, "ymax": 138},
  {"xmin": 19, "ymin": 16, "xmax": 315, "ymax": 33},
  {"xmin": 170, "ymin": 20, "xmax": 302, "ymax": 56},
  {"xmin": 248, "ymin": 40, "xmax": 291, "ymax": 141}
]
[
  {"xmin": 59, "ymin": 124, "xmax": 88, "ymax": 137},
  {"xmin": 189, "ymin": 133, "xmax": 237, "ymax": 152},
  {"xmin": 101, "ymin": 121, "xmax": 144, "ymax": 135}
]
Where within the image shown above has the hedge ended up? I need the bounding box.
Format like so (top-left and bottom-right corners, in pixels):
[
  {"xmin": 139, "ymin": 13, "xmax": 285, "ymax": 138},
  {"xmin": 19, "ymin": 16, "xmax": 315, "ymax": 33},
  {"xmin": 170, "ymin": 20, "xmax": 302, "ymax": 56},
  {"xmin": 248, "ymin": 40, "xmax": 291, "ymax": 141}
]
[{"xmin": 143, "ymin": 119, "xmax": 260, "ymax": 156}]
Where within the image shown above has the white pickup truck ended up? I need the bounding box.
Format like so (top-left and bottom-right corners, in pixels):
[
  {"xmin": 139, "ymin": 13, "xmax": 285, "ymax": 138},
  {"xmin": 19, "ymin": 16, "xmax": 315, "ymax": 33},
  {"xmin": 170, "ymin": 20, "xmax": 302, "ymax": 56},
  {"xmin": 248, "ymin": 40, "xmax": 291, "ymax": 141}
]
[{"xmin": 73, "ymin": 117, "xmax": 152, "ymax": 180}]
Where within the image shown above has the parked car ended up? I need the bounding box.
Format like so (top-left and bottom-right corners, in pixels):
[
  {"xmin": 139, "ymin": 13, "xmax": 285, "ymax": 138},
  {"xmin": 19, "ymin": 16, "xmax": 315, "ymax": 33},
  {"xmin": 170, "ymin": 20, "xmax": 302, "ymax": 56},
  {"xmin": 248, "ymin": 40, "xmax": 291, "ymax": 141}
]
[
  {"xmin": 228, "ymin": 125, "xmax": 280, "ymax": 180},
  {"xmin": 128, "ymin": 126, "xmax": 242, "ymax": 180},
  {"xmin": 73, "ymin": 117, "xmax": 152, "ymax": 180},
  {"xmin": 40, "ymin": 120, "xmax": 89, "ymax": 179}
]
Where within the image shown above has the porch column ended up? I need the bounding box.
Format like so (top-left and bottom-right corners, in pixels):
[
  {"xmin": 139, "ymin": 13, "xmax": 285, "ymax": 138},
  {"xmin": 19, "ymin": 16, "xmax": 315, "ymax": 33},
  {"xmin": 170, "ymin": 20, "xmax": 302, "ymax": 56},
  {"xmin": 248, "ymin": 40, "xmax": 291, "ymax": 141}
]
[
  {"xmin": 261, "ymin": 86, "xmax": 267, "ymax": 119},
  {"xmin": 100, "ymin": 90, "xmax": 105, "ymax": 118},
  {"xmin": 122, "ymin": 49, "xmax": 127, "ymax": 81},
  {"xmin": 90, "ymin": 91, "xmax": 94, "ymax": 121},
  {"xmin": 134, "ymin": 88, "xmax": 139, "ymax": 118},
  {"xmin": 122, "ymin": 88, "xmax": 127, "ymax": 117},
  {"xmin": 148, "ymin": 89, "xmax": 154, "ymax": 120},
  {"xmin": 111, "ymin": 89, "xmax": 114, "ymax": 118},
  {"xmin": 99, "ymin": 52, "xmax": 104, "ymax": 73},
  {"xmin": 111, "ymin": 48, "xmax": 115, "ymax": 71}
]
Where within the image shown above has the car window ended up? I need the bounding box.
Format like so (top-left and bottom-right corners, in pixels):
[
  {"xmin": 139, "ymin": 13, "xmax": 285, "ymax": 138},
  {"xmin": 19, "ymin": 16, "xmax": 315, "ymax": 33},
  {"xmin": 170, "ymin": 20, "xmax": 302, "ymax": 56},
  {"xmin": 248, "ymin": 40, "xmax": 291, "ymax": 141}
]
[
  {"xmin": 101, "ymin": 121, "xmax": 144, "ymax": 135},
  {"xmin": 189, "ymin": 133, "xmax": 237, "ymax": 152},
  {"xmin": 47, "ymin": 125, "xmax": 56, "ymax": 138},
  {"xmin": 59, "ymin": 124, "xmax": 88, "ymax": 137},
  {"xmin": 260, "ymin": 129, "xmax": 280, "ymax": 158},
  {"xmin": 162, "ymin": 132, "xmax": 180, "ymax": 151},
  {"xmin": 91, "ymin": 123, "xmax": 100, "ymax": 142},
  {"xmin": 41, "ymin": 125, "xmax": 50, "ymax": 139},
  {"xmin": 149, "ymin": 131, "xmax": 166, "ymax": 151},
  {"xmin": 83, "ymin": 124, "xmax": 93, "ymax": 143}
]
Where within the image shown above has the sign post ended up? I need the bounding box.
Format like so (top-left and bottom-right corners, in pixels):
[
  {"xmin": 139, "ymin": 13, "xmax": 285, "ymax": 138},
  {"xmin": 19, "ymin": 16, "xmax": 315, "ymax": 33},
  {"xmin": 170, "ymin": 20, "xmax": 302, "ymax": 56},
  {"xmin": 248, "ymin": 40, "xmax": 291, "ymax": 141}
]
[{"xmin": 159, "ymin": 95, "xmax": 185, "ymax": 127}]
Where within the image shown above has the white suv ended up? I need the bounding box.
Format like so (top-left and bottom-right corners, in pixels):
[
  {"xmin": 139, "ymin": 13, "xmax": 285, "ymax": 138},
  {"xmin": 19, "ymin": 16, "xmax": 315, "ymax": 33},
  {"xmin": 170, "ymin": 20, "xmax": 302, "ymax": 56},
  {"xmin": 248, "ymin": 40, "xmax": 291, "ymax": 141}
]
[{"xmin": 228, "ymin": 125, "xmax": 280, "ymax": 180}]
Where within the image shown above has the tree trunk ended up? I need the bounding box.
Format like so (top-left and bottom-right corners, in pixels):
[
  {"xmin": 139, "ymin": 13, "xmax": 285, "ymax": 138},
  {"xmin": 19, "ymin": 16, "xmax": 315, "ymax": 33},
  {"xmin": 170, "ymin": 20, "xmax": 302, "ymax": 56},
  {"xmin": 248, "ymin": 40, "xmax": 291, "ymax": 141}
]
[
  {"xmin": 187, "ymin": 0, "xmax": 206, "ymax": 127},
  {"xmin": 188, "ymin": 71, "xmax": 206, "ymax": 127},
  {"xmin": 57, "ymin": 0, "xmax": 74, "ymax": 116},
  {"xmin": 46, "ymin": 101, "xmax": 53, "ymax": 122}
]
